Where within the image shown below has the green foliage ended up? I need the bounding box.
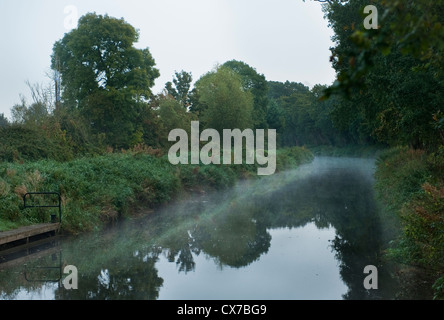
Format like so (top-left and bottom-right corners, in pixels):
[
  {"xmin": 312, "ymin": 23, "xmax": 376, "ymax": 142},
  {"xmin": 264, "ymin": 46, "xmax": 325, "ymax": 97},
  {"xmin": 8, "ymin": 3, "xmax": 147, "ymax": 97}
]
[
  {"xmin": 433, "ymin": 275, "xmax": 444, "ymax": 300},
  {"xmin": 52, "ymin": 107, "xmax": 105, "ymax": 156},
  {"xmin": 0, "ymin": 154, "xmax": 178, "ymax": 234},
  {"xmin": 195, "ymin": 66, "xmax": 254, "ymax": 132},
  {"xmin": 376, "ymin": 148, "xmax": 430, "ymax": 204},
  {"xmin": 319, "ymin": 0, "xmax": 444, "ymax": 296},
  {"xmin": 374, "ymin": 147, "xmax": 444, "ymax": 299},
  {"xmin": 0, "ymin": 125, "xmax": 73, "ymax": 162},
  {"xmin": 51, "ymin": 12, "xmax": 160, "ymax": 149},
  {"xmin": 0, "ymin": 146, "xmax": 313, "ymax": 234},
  {"xmin": 266, "ymin": 81, "xmax": 357, "ymax": 147},
  {"xmin": 275, "ymin": 146, "xmax": 315, "ymax": 172},
  {"xmin": 0, "ymin": 113, "xmax": 9, "ymax": 127},
  {"xmin": 11, "ymin": 101, "xmax": 49, "ymax": 127},
  {"xmin": 165, "ymin": 70, "xmax": 193, "ymax": 109},
  {"xmin": 155, "ymin": 94, "xmax": 197, "ymax": 148},
  {"xmin": 222, "ymin": 60, "xmax": 269, "ymax": 129},
  {"xmin": 322, "ymin": 0, "xmax": 444, "ymax": 150}
]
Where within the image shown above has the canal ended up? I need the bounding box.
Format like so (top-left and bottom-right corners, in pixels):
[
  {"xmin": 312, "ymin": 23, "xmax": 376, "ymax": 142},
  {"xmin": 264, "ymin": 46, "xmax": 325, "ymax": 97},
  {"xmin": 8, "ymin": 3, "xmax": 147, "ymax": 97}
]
[{"xmin": 0, "ymin": 157, "xmax": 403, "ymax": 300}]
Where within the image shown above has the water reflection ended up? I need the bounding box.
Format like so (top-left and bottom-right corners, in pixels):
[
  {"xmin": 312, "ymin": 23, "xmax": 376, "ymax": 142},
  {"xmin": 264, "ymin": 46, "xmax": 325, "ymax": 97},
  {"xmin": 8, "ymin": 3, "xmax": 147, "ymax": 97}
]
[{"xmin": 0, "ymin": 157, "xmax": 400, "ymax": 300}]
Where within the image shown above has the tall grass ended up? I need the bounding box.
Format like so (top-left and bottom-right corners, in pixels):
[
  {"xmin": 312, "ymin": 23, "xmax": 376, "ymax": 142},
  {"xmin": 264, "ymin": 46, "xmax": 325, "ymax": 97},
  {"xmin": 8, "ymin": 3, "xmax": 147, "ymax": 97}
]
[{"xmin": 0, "ymin": 146, "xmax": 313, "ymax": 234}]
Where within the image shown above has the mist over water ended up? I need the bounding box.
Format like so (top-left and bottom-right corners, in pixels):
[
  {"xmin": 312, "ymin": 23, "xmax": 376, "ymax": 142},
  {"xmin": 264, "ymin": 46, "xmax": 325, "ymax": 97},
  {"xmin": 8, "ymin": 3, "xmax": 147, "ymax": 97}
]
[{"xmin": 0, "ymin": 157, "xmax": 401, "ymax": 300}]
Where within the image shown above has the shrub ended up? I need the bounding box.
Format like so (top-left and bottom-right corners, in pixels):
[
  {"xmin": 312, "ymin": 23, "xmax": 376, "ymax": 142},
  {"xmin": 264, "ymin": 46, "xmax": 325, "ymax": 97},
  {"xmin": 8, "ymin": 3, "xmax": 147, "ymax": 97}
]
[
  {"xmin": 0, "ymin": 125, "xmax": 73, "ymax": 162},
  {"xmin": 375, "ymin": 147, "xmax": 444, "ymax": 299}
]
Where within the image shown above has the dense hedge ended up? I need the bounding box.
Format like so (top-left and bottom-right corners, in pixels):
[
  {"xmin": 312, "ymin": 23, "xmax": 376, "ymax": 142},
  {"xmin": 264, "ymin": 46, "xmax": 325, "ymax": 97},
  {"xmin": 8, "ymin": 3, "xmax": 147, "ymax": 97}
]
[{"xmin": 0, "ymin": 125, "xmax": 74, "ymax": 162}]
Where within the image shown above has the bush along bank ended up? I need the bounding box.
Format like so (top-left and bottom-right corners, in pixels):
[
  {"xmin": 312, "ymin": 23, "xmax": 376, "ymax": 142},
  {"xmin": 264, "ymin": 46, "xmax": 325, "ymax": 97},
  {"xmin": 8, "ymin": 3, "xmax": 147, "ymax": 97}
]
[
  {"xmin": 374, "ymin": 146, "xmax": 444, "ymax": 299},
  {"xmin": 0, "ymin": 146, "xmax": 314, "ymax": 235}
]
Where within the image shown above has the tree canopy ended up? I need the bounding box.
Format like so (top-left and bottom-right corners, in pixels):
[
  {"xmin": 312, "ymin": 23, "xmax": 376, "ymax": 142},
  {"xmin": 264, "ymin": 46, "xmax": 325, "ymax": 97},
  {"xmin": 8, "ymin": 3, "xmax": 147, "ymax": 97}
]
[
  {"xmin": 51, "ymin": 13, "xmax": 159, "ymax": 148},
  {"xmin": 5, "ymin": 4, "xmax": 442, "ymax": 155},
  {"xmin": 194, "ymin": 66, "xmax": 254, "ymax": 133},
  {"xmin": 165, "ymin": 70, "xmax": 193, "ymax": 109},
  {"xmin": 222, "ymin": 60, "xmax": 269, "ymax": 129},
  {"xmin": 321, "ymin": 0, "xmax": 444, "ymax": 150}
]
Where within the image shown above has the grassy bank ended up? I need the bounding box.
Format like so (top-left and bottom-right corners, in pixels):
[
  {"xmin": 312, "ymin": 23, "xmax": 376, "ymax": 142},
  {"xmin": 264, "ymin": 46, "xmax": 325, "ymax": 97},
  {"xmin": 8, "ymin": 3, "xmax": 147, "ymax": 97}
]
[
  {"xmin": 374, "ymin": 146, "xmax": 444, "ymax": 299},
  {"xmin": 0, "ymin": 146, "xmax": 314, "ymax": 234}
]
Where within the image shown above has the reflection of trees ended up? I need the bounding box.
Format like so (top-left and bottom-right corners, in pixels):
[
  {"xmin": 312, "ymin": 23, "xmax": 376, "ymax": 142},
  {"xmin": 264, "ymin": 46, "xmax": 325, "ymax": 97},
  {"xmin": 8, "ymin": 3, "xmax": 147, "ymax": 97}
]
[
  {"xmin": 161, "ymin": 229, "xmax": 200, "ymax": 274},
  {"xmin": 194, "ymin": 210, "xmax": 271, "ymax": 268},
  {"xmin": 156, "ymin": 162, "xmax": 399, "ymax": 300},
  {"xmin": 253, "ymin": 167, "xmax": 399, "ymax": 300},
  {"xmin": 56, "ymin": 252, "xmax": 163, "ymax": 300},
  {"xmin": 321, "ymin": 170, "xmax": 399, "ymax": 300},
  {"xmin": 150, "ymin": 194, "xmax": 272, "ymax": 269},
  {"xmin": 0, "ymin": 252, "xmax": 62, "ymax": 299},
  {"xmin": 55, "ymin": 252, "xmax": 163, "ymax": 300}
]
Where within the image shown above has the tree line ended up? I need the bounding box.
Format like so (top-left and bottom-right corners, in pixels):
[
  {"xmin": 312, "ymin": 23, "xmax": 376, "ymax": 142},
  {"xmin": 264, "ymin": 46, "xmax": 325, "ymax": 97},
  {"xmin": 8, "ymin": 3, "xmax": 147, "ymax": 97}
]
[
  {"xmin": 321, "ymin": 0, "xmax": 443, "ymax": 151},
  {"xmin": 1, "ymin": 1, "xmax": 443, "ymax": 163},
  {"xmin": 0, "ymin": 12, "xmax": 366, "ymax": 163}
]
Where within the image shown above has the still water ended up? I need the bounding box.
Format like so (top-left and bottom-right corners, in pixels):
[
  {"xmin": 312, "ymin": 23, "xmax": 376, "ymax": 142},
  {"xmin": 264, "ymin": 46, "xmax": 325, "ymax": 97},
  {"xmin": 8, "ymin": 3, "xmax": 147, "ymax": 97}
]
[{"xmin": 0, "ymin": 157, "xmax": 401, "ymax": 300}]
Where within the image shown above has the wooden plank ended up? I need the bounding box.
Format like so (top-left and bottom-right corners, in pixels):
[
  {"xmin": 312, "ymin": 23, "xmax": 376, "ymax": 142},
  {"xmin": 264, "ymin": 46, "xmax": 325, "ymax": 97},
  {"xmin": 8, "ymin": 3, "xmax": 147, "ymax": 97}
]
[{"xmin": 0, "ymin": 223, "xmax": 60, "ymax": 246}]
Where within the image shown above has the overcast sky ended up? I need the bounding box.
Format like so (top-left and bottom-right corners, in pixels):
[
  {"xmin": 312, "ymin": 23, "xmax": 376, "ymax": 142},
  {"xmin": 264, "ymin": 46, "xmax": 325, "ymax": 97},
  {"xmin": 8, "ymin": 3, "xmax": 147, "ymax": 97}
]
[{"xmin": 0, "ymin": 0, "xmax": 336, "ymax": 120}]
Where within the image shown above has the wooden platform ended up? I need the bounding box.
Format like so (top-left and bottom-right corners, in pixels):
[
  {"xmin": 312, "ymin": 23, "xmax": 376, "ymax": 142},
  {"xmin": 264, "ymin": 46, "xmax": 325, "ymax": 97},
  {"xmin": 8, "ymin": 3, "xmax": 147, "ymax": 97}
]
[{"xmin": 0, "ymin": 223, "xmax": 60, "ymax": 247}]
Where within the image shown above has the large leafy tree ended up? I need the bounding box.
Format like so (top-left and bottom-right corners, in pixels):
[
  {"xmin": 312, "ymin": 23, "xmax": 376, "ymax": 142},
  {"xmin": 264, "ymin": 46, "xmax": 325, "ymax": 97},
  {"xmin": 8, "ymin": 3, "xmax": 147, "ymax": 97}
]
[
  {"xmin": 51, "ymin": 13, "xmax": 160, "ymax": 148},
  {"xmin": 222, "ymin": 60, "xmax": 269, "ymax": 129},
  {"xmin": 195, "ymin": 66, "xmax": 254, "ymax": 132}
]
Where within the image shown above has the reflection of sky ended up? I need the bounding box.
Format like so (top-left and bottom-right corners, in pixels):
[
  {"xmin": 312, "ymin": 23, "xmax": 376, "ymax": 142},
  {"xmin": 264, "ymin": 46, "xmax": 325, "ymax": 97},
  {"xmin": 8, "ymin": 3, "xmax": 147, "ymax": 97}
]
[
  {"xmin": 156, "ymin": 223, "xmax": 347, "ymax": 300},
  {"xmin": 15, "ymin": 283, "xmax": 57, "ymax": 300}
]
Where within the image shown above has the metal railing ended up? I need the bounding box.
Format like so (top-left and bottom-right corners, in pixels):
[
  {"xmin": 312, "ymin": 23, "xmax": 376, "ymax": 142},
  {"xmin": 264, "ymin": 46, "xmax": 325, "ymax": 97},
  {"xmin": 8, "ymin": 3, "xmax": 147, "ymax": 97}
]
[{"xmin": 23, "ymin": 192, "xmax": 62, "ymax": 224}]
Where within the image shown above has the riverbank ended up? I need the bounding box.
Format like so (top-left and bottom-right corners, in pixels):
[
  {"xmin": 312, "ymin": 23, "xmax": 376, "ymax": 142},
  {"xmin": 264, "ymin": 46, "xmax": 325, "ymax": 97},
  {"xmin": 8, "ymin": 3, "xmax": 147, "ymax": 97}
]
[
  {"xmin": 0, "ymin": 146, "xmax": 314, "ymax": 235},
  {"xmin": 308, "ymin": 144, "xmax": 387, "ymax": 158},
  {"xmin": 374, "ymin": 146, "xmax": 444, "ymax": 299}
]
